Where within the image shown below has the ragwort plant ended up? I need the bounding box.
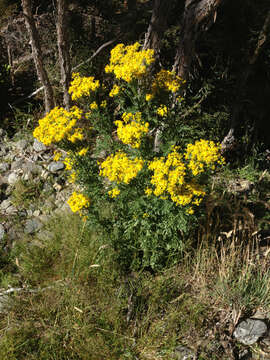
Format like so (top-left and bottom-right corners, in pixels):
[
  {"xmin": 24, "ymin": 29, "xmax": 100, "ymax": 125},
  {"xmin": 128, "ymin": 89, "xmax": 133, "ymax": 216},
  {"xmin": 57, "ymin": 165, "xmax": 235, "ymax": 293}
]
[{"xmin": 33, "ymin": 42, "xmax": 225, "ymax": 270}]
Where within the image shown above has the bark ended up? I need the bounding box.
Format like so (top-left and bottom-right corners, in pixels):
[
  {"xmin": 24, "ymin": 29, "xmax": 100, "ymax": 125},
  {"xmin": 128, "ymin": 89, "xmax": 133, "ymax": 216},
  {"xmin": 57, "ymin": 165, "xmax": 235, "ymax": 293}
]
[
  {"xmin": 6, "ymin": 41, "xmax": 14, "ymax": 86},
  {"xmin": 21, "ymin": 0, "xmax": 54, "ymax": 113},
  {"xmin": 56, "ymin": 0, "xmax": 71, "ymax": 110},
  {"xmin": 221, "ymin": 10, "xmax": 270, "ymax": 153},
  {"xmin": 173, "ymin": 0, "xmax": 224, "ymax": 80},
  {"xmin": 143, "ymin": 0, "xmax": 172, "ymax": 56}
]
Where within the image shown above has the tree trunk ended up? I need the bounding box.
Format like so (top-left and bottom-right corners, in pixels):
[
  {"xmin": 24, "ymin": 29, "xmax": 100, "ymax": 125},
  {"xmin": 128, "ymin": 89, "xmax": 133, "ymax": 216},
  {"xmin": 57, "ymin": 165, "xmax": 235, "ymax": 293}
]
[
  {"xmin": 21, "ymin": 0, "xmax": 54, "ymax": 113},
  {"xmin": 173, "ymin": 0, "xmax": 224, "ymax": 80},
  {"xmin": 143, "ymin": 0, "xmax": 172, "ymax": 56},
  {"xmin": 221, "ymin": 10, "xmax": 270, "ymax": 153},
  {"xmin": 56, "ymin": 0, "xmax": 71, "ymax": 110}
]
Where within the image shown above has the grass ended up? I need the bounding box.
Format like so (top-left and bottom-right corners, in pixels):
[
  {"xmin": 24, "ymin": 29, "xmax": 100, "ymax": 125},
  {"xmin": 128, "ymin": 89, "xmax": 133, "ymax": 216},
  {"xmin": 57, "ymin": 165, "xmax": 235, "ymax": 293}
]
[{"xmin": 0, "ymin": 166, "xmax": 269, "ymax": 359}]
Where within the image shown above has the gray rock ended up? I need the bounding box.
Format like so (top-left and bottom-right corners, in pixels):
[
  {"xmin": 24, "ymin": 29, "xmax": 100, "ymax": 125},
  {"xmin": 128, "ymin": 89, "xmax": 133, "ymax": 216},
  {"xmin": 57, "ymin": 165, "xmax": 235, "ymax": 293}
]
[
  {"xmin": 238, "ymin": 349, "xmax": 252, "ymax": 360},
  {"xmin": 5, "ymin": 205, "xmax": 17, "ymax": 215},
  {"xmin": 22, "ymin": 161, "xmax": 42, "ymax": 175},
  {"xmin": 47, "ymin": 161, "xmax": 65, "ymax": 173},
  {"xmin": 7, "ymin": 172, "xmax": 19, "ymax": 185},
  {"xmin": 0, "ymin": 199, "xmax": 12, "ymax": 211},
  {"xmin": 234, "ymin": 318, "xmax": 268, "ymax": 345},
  {"xmin": 15, "ymin": 139, "xmax": 28, "ymax": 151},
  {"xmin": 174, "ymin": 346, "xmax": 196, "ymax": 360},
  {"xmin": 33, "ymin": 138, "xmax": 47, "ymax": 152},
  {"xmin": 0, "ymin": 163, "xmax": 10, "ymax": 172},
  {"xmin": 0, "ymin": 224, "xmax": 5, "ymax": 240},
  {"xmin": 24, "ymin": 219, "xmax": 43, "ymax": 234},
  {"xmin": 11, "ymin": 159, "xmax": 24, "ymax": 171}
]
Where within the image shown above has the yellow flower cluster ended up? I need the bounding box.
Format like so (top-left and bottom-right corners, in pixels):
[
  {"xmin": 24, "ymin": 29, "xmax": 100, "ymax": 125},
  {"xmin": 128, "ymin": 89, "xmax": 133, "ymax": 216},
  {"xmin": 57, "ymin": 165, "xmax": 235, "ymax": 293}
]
[
  {"xmin": 67, "ymin": 191, "xmax": 90, "ymax": 213},
  {"xmin": 185, "ymin": 139, "xmax": 225, "ymax": 176},
  {"xmin": 68, "ymin": 127, "xmax": 84, "ymax": 143},
  {"xmin": 109, "ymin": 84, "xmax": 120, "ymax": 97},
  {"xmin": 148, "ymin": 147, "xmax": 190, "ymax": 206},
  {"xmin": 148, "ymin": 141, "xmax": 224, "ymax": 207},
  {"xmin": 115, "ymin": 112, "xmax": 149, "ymax": 148},
  {"xmin": 33, "ymin": 106, "xmax": 83, "ymax": 146},
  {"xmin": 152, "ymin": 70, "xmax": 185, "ymax": 94},
  {"xmin": 105, "ymin": 42, "xmax": 155, "ymax": 82},
  {"xmin": 145, "ymin": 93, "xmax": 153, "ymax": 102},
  {"xmin": 99, "ymin": 151, "xmax": 144, "ymax": 184},
  {"xmin": 77, "ymin": 147, "xmax": 88, "ymax": 156},
  {"xmin": 156, "ymin": 105, "xmax": 168, "ymax": 117},
  {"xmin": 68, "ymin": 72, "xmax": 100, "ymax": 100},
  {"xmin": 90, "ymin": 101, "xmax": 98, "ymax": 110},
  {"xmin": 108, "ymin": 187, "xmax": 120, "ymax": 198}
]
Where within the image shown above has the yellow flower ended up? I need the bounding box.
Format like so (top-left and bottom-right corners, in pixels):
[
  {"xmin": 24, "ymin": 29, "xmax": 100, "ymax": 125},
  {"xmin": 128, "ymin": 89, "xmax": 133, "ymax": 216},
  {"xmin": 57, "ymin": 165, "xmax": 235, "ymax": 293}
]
[
  {"xmin": 99, "ymin": 151, "xmax": 144, "ymax": 184},
  {"xmin": 53, "ymin": 151, "xmax": 62, "ymax": 161},
  {"xmin": 67, "ymin": 192, "xmax": 90, "ymax": 213},
  {"xmin": 156, "ymin": 105, "xmax": 168, "ymax": 117},
  {"xmin": 63, "ymin": 155, "xmax": 73, "ymax": 171},
  {"xmin": 115, "ymin": 112, "xmax": 149, "ymax": 148},
  {"xmin": 145, "ymin": 93, "xmax": 153, "ymax": 101},
  {"xmin": 152, "ymin": 69, "xmax": 185, "ymax": 94},
  {"xmin": 69, "ymin": 73, "xmax": 100, "ymax": 100},
  {"xmin": 145, "ymin": 188, "xmax": 152, "ymax": 196},
  {"xmin": 108, "ymin": 188, "xmax": 120, "ymax": 198},
  {"xmin": 33, "ymin": 106, "xmax": 83, "ymax": 146},
  {"xmin": 90, "ymin": 101, "xmax": 98, "ymax": 110},
  {"xmin": 77, "ymin": 147, "xmax": 88, "ymax": 156},
  {"xmin": 68, "ymin": 128, "xmax": 84, "ymax": 143},
  {"xmin": 109, "ymin": 84, "xmax": 120, "ymax": 97},
  {"xmin": 105, "ymin": 42, "xmax": 155, "ymax": 82},
  {"xmin": 185, "ymin": 139, "xmax": 225, "ymax": 176},
  {"xmin": 100, "ymin": 100, "xmax": 107, "ymax": 108}
]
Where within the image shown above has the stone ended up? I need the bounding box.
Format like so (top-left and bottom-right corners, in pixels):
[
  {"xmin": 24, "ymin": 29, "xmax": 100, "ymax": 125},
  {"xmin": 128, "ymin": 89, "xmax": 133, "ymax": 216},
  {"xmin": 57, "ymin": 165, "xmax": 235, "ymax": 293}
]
[
  {"xmin": 24, "ymin": 219, "xmax": 43, "ymax": 234},
  {"xmin": 0, "ymin": 163, "xmax": 10, "ymax": 172},
  {"xmin": 7, "ymin": 172, "xmax": 19, "ymax": 185},
  {"xmin": 238, "ymin": 349, "xmax": 252, "ymax": 360},
  {"xmin": 234, "ymin": 318, "xmax": 268, "ymax": 345},
  {"xmin": 22, "ymin": 161, "xmax": 42, "ymax": 175},
  {"xmin": 47, "ymin": 161, "xmax": 65, "ymax": 173},
  {"xmin": 174, "ymin": 346, "xmax": 196, "ymax": 360},
  {"xmin": 0, "ymin": 224, "xmax": 5, "ymax": 240},
  {"xmin": 5, "ymin": 205, "xmax": 17, "ymax": 215},
  {"xmin": 33, "ymin": 138, "xmax": 47, "ymax": 152},
  {"xmin": 0, "ymin": 199, "xmax": 12, "ymax": 211},
  {"xmin": 15, "ymin": 139, "xmax": 28, "ymax": 151},
  {"xmin": 11, "ymin": 159, "xmax": 24, "ymax": 171}
]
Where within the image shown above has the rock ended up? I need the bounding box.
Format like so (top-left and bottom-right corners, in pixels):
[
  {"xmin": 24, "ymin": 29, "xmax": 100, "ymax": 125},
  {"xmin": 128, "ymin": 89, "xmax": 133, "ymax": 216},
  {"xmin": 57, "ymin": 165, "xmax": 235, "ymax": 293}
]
[
  {"xmin": 0, "ymin": 199, "xmax": 12, "ymax": 211},
  {"xmin": 24, "ymin": 219, "xmax": 43, "ymax": 234},
  {"xmin": 0, "ymin": 163, "xmax": 10, "ymax": 172},
  {"xmin": 174, "ymin": 346, "xmax": 196, "ymax": 360},
  {"xmin": 238, "ymin": 349, "xmax": 252, "ymax": 360},
  {"xmin": 15, "ymin": 139, "xmax": 28, "ymax": 151},
  {"xmin": 47, "ymin": 161, "xmax": 65, "ymax": 173},
  {"xmin": 7, "ymin": 172, "xmax": 19, "ymax": 185},
  {"xmin": 33, "ymin": 139, "xmax": 47, "ymax": 152},
  {"xmin": 5, "ymin": 205, "xmax": 17, "ymax": 215},
  {"xmin": 234, "ymin": 318, "xmax": 268, "ymax": 345},
  {"xmin": 33, "ymin": 210, "xmax": 40, "ymax": 217},
  {"xmin": 22, "ymin": 161, "xmax": 42, "ymax": 175},
  {"xmin": 0, "ymin": 224, "xmax": 5, "ymax": 240},
  {"xmin": 11, "ymin": 159, "xmax": 24, "ymax": 171}
]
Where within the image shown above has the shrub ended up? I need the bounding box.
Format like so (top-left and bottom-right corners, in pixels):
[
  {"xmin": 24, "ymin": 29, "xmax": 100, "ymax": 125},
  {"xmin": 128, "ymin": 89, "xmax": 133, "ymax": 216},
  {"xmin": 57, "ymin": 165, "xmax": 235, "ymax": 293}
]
[{"xmin": 33, "ymin": 42, "xmax": 225, "ymax": 270}]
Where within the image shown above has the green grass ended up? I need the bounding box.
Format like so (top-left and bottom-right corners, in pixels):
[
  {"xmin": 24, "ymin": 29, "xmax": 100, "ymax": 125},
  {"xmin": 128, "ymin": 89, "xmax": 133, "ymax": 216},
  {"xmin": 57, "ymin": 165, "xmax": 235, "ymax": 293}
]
[{"xmin": 0, "ymin": 168, "xmax": 269, "ymax": 359}]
